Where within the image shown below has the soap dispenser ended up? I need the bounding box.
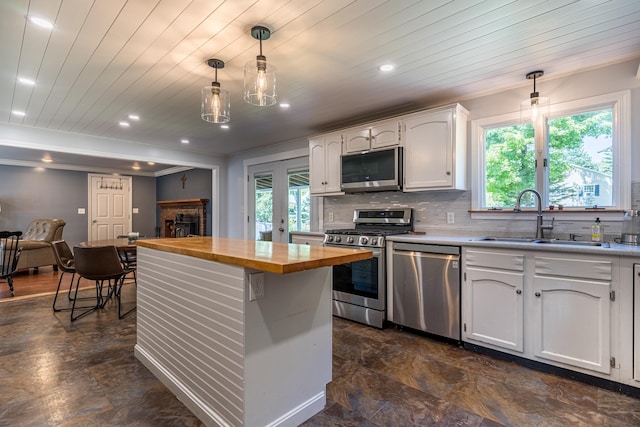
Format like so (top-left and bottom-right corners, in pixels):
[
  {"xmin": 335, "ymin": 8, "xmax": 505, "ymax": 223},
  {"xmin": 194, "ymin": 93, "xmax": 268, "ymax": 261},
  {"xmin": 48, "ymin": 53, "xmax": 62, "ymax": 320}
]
[{"xmin": 591, "ymin": 218, "xmax": 603, "ymax": 242}]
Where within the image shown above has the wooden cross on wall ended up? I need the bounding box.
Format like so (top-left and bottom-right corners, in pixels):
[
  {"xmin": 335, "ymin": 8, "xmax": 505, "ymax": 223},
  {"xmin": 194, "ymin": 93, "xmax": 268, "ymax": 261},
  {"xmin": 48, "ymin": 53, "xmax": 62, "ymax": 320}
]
[{"xmin": 181, "ymin": 174, "xmax": 187, "ymax": 189}]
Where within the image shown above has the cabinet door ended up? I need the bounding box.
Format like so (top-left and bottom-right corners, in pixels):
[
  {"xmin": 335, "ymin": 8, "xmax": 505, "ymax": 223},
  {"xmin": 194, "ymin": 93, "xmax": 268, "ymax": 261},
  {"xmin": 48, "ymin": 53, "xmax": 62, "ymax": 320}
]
[
  {"xmin": 309, "ymin": 138, "xmax": 327, "ymax": 194},
  {"xmin": 324, "ymin": 135, "xmax": 343, "ymax": 193},
  {"xmin": 344, "ymin": 128, "xmax": 371, "ymax": 153},
  {"xmin": 370, "ymin": 121, "xmax": 400, "ymax": 150},
  {"xmin": 635, "ymin": 264, "xmax": 640, "ymax": 381},
  {"xmin": 403, "ymin": 109, "xmax": 454, "ymax": 190},
  {"xmin": 464, "ymin": 267, "xmax": 524, "ymax": 352},
  {"xmin": 532, "ymin": 275, "xmax": 611, "ymax": 374}
]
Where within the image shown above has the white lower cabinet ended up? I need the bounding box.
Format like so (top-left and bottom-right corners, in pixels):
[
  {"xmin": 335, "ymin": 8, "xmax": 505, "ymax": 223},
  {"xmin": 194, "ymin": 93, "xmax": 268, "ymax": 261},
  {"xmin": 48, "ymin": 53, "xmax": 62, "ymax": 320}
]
[
  {"xmin": 463, "ymin": 248, "xmax": 621, "ymax": 381},
  {"xmin": 463, "ymin": 249, "xmax": 524, "ymax": 352},
  {"xmin": 533, "ymin": 256, "xmax": 612, "ymax": 374}
]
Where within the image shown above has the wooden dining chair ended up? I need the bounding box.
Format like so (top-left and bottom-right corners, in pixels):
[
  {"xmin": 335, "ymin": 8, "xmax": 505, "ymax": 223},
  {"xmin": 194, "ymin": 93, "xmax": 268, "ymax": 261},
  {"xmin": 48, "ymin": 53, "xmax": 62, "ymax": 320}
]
[
  {"xmin": 72, "ymin": 245, "xmax": 135, "ymax": 321},
  {"xmin": 0, "ymin": 231, "xmax": 22, "ymax": 297}
]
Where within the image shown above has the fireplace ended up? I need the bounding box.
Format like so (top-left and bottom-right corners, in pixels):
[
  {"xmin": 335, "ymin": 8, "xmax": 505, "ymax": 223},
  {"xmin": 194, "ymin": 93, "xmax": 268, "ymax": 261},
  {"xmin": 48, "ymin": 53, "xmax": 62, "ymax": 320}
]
[{"xmin": 157, "ymin": 199, "xmax": 208, "ymax": 238}]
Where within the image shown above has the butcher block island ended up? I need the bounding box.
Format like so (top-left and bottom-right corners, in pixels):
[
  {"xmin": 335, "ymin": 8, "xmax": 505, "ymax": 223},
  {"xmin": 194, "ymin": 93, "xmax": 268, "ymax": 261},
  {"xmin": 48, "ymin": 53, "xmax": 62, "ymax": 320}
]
[{"xmin": 134, "ymin": 237, "xmax": 372, "ymax": 427}]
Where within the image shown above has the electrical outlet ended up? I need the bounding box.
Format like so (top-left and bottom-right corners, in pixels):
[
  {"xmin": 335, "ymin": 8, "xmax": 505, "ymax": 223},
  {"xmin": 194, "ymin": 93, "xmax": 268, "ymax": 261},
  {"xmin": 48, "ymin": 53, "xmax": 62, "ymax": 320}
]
[
  {"xmin": 249, "ymin": 272, "xmax": 265, "ymax": 301},
  {"xmin": 328, "ymin": 212, "xmax": 334, "ymax": 222},
  {"xmin": 447, "ymin": 212, "xmax": 455, "ymax": 224}
]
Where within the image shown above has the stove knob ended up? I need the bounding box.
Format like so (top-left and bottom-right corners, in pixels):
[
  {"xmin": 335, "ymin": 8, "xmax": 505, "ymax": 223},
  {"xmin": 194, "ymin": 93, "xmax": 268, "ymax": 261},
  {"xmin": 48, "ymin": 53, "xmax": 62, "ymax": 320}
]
[
  {"xmin": 370, "ymin": 237, "xmax": 378, "ymax": 246},
  {"xmin": 360, "ymin": 237, "xmax": 369, "ymax": 245},
  {"xmin": 335, "ymin": 236, "xmax": 342, "ymax": 243},
  {"xmin": 327, "ymin": 235, "xmax": 333, "ymax": 242},
  {"xmin": 347, "ymin": 236, "xmax": 354, "ymax": 244}
]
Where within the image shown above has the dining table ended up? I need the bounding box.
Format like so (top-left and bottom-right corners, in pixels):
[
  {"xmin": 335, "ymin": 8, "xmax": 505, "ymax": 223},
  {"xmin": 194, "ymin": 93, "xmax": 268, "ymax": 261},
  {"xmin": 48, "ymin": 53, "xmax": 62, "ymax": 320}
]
[{"xmin": 79, "ymin": 237, "xmax": 139, "ymax": 249}]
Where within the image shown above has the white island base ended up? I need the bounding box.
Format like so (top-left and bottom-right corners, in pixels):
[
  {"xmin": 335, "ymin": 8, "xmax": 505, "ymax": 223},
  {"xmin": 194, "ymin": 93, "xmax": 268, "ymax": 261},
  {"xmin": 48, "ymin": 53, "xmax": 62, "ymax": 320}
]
[{"xmin": 134, "ymin": 246, "xmax": 333, "ymax": 427}]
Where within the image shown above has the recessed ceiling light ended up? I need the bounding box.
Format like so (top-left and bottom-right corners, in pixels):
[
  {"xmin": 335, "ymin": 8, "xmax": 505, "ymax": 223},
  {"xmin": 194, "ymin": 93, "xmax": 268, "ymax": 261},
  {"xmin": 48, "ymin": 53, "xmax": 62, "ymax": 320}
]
[
  {"xmin": 132, "ymin": 163, "xmax": 141, "ymax": 170},
  {"xmin": 128, "ymin": 114, "xmax": 140, "ymax": 120},
  {"xmin": 28, "ymin": 16, "xmax": 54, "ymax": 30},
  {"xmin": 279, "ymin": 102, "xmax": 290, "ymax": 108},
  {"xmin": 180, "ymin": 139, "xmax": 189, "ymax": 144},
  {"xmin": 18, "ymin": 77, "xmax": 36, "ymax": 86},
  {"xmin": 41, "ymin": 157, "xmax": 52, "ymax": 163},
  {"xmin": 12, "ymin": 110, "xmax": 26, "ymax": 117},
  {"xmin": 378, "ymin": 64, "xmax": 395, "ymax": 72},
  {"xmin": 119, "ymin": 121, "xmax": 130, "ymax": 127},
  {"xmin": 147, "ymin": 161, "xmax": 155, "ymax": 165},
  {"xmin": 220, "ymin": 124, "xmax": 230, "ymax": 129}
]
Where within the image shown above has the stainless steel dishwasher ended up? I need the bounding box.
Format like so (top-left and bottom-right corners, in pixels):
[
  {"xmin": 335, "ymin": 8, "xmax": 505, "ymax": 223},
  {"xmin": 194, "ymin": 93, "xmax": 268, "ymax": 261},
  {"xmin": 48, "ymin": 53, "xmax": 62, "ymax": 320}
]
[{"xmin": 390, "ymin": 242, "xmax": 460, "ymax": 340}]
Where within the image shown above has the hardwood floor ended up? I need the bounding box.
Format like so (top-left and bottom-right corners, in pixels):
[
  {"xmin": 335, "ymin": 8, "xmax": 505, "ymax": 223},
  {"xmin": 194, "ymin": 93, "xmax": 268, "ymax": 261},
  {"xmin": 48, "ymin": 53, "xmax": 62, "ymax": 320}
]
[{"xmin": 0, "ymin": 266, "xmax": 97, "ymax": 301}]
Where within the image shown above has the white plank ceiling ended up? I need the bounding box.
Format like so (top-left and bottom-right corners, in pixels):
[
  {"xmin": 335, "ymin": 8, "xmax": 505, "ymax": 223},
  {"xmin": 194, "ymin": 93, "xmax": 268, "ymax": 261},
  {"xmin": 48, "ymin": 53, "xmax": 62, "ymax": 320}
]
[{"xmin": 1, "ymin": 0, "xmax": 640, "ymax": 171}]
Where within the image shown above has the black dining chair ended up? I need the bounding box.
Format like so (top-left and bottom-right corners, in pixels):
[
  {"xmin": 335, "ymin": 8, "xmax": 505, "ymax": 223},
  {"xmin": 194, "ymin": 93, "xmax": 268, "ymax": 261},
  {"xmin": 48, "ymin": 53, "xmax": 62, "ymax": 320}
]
[
  {"xmin": 72, "ymin": 245, "xmax": 135, "ymax": 321},
  {"xmin": 0, "ymin": 231, "xmax": 22, "ymax": 297},
  {"xmin": 51, "ymin": 240, "xmax": 77, "ymax": 311}
]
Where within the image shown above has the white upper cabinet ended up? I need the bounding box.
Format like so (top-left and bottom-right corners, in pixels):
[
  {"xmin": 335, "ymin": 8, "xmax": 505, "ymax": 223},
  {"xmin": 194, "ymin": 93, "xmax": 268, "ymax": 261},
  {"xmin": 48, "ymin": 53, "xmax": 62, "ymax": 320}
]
[
  {"xmin": 402, "ymin": 103, "xmax": 468, "ymax": 191},
  {"xmin": 309, "ymin": 132, "xmax": 343, "ymax": 195},
  {"xmin": 343, "ymin": 120, "xmax": 400, "ymax": 153}
]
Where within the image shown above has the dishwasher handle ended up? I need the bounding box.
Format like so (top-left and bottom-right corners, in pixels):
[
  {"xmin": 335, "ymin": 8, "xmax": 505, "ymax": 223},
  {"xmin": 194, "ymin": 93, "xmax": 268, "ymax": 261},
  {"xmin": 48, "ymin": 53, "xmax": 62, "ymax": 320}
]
[{"xmin": 392, "ymin": 242, "xmax": 460, "ymax": 255}]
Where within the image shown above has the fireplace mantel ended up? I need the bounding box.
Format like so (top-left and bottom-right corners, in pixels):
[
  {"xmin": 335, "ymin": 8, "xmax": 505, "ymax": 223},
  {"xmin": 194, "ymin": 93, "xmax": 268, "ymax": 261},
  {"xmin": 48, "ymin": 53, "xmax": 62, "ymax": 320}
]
[
  {"xmin": 157, "ymin": 198, "xmax": 209, "ymax": 207},
  {"xmin": 157, "ymin": 199, "xmax": 209, "ymax": 237}
]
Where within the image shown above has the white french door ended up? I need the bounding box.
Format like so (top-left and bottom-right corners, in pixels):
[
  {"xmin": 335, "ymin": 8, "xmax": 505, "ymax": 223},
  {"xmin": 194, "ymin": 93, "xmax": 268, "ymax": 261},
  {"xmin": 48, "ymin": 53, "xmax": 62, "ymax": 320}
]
[
  {"xmin": 248, "ymin": 157, "xmax": 310, "ymax": 243},
  {"xmin": 88, "ymin": 174, "xmax": 132, "ymax": 241}
]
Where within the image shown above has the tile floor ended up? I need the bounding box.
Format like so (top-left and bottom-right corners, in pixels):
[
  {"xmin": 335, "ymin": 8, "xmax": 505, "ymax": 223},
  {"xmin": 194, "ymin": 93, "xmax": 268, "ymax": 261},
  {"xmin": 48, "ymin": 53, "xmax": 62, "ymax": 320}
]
[{"xmin": 1, "ymin": 289, "xmax": 639, "ymax": 426}]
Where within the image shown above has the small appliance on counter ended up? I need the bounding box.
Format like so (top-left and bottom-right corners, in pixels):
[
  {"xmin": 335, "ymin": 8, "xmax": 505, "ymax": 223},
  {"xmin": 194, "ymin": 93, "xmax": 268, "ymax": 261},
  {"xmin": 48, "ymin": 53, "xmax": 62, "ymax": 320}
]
[{"xmin": 616, "ymin": 210, "xmax": 640, "ymax": 245}]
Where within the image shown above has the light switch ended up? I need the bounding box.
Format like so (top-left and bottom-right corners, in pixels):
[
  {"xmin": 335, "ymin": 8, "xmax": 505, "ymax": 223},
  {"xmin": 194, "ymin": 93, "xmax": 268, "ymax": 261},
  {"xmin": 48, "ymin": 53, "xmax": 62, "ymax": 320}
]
[
  {"xmin": 77, "ymin": 208, "xmax": 86, "ymax": 215},
  {"xmin": 132, "ymin": 207, "xmax": 139, "ymax": 214}
]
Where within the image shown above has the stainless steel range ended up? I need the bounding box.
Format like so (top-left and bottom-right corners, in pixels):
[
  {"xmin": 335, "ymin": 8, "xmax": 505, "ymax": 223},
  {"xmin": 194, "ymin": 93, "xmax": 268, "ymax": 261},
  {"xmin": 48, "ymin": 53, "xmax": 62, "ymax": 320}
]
[{"xmin": 324, "ymin": 208, "xmax": 413, "ymax": 328}]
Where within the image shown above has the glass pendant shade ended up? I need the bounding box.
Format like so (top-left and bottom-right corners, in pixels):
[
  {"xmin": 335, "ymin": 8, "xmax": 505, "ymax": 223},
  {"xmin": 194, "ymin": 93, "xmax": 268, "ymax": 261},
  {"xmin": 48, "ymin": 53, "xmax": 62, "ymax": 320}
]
[
  {"xmin": 201, "ymin": 83, "xmax": 230, "ymax": 123},
  {"xmin": 244, "ymin": 56, "xmax": 277, "ymax": 106},
  {"xmin": 201, "ymin": 59, "xmax": 230, "ymax": 123},
  {"xmin": 520, "ymin": 70, "xmax": 549, "ymax": 123}
]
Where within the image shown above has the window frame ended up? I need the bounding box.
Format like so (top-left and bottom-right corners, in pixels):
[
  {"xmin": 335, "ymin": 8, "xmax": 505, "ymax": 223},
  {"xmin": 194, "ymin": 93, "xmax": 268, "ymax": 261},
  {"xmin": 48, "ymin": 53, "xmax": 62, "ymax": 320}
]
[{"xmin": 471, "ymin": 90, "xmax": 630, "ymax": 213}]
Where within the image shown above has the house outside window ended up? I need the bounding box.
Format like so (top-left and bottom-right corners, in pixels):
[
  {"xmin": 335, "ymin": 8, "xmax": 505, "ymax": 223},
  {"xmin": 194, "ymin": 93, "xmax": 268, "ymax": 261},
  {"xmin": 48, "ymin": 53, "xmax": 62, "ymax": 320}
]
[{"xmin": 471, "ymin": 91, "xmax": 630, "ymax": 211}]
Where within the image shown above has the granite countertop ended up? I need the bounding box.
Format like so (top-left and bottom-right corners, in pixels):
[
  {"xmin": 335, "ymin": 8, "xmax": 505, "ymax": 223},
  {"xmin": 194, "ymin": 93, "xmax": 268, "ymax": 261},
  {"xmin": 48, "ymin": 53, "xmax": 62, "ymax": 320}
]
[
  {"xmin": 136, "ymin": 237, "xmax": 372, "ymax": 274},
  {"xmin": 386, "ymin": 234, "xmax": 640, "ymax": 257}
]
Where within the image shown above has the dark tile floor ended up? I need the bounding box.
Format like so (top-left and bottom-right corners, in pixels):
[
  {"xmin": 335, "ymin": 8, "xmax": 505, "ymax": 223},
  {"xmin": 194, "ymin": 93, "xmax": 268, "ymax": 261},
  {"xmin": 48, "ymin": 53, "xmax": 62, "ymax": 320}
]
[{"xmin": 1, "ymin": 289, "xmax": 639, "ymax": 426}]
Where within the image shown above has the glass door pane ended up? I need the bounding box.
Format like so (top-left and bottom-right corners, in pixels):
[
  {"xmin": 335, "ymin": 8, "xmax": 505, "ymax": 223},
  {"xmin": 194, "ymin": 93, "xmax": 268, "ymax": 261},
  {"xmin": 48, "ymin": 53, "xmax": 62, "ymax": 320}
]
[
  {"xmin": 254, "ymin": 173, "xmax": 273, "ymax": 241},
  {"xmin": 288, "ymin": 169, "xmax": 310, "ymax": 233}
]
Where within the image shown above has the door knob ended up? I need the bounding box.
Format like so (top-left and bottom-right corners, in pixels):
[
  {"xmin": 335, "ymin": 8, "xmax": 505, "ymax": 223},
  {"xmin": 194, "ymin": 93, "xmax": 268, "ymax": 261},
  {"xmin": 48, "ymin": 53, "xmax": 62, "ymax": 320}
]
[
  {"xmin": 535, "ymin": 292, "xmax": 541, "ymax": 297},
  {"xmin": 516, "ymin": 289, "xmax": 522, "ymax": 294},
  {"xmin": 279, "ymin": 227, "xmax": 284, "ymax": 232}
]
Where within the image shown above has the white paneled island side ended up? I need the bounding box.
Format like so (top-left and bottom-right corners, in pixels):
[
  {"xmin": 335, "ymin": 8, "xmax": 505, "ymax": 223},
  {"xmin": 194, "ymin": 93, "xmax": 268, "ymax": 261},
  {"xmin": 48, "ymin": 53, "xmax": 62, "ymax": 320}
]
[{"xmin": 134, "ymin": 237, "xmax": 372, "ymax": 427}]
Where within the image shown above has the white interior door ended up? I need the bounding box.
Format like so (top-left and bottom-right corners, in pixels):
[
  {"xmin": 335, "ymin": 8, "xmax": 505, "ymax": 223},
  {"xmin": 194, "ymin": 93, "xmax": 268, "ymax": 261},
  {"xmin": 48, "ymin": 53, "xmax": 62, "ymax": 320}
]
[
  {"xmin": 248, "ymin": 157, "xmax": 310, "ymax": 243},
  {"xmin": 88, "ymin": 174, "xmax": 132, "ymax": 241}
]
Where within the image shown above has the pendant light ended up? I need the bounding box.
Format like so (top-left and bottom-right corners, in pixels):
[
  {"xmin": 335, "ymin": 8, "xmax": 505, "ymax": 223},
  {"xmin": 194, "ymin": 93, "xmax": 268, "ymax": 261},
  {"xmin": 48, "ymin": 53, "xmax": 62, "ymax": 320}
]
[
  {"xmin": 201, "ymin": 59, "xmax": 230, "ymax": 123},
  {"xmin": 520, "ymin": 70, "xmax": 549, "ymax": 123},
  {"xmin": 244, "ymin": 25, "xmax": 277, "ymax": 106}
]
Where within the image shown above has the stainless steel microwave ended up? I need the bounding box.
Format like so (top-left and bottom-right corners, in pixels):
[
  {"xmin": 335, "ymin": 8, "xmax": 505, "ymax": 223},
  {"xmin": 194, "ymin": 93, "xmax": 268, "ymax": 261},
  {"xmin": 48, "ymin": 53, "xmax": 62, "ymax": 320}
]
[{"xmin": 340, "ymin": 147, "xmax": 403, "ymax": 193}]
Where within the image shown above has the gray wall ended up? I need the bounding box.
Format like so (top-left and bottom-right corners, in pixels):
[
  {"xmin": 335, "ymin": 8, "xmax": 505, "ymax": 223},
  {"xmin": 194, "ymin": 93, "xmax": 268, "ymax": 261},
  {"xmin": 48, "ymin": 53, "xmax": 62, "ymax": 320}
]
[
  {"xmin": 0, "ymin": 165, "xmax": 156, "ymax": 248},
  {"xmin": 156, "ymin": 168, "xmax": 213, "ymax": 236}
]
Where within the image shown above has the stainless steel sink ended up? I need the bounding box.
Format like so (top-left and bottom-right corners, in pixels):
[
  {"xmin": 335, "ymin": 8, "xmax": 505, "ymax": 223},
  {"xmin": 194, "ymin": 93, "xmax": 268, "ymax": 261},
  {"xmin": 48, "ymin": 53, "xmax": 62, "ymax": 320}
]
[
  {"xmin": 478, "ymin": 237, "xmax": 536, "ymax": 243},
  {"xmin": 478, "ymin": 237, "xmax": 606, "ymax": 247},
  {"xmin": 533, "ymin": 239, "xmax": 604, "ymax": 247}
]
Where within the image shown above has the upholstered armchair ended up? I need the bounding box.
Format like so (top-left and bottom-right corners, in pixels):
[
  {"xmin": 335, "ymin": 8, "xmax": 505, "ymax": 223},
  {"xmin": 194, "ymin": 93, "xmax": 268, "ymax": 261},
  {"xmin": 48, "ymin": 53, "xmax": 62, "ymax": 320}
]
[{"xmin": 16, "ymin": 218, "xmax": 66, "ymax": 272}]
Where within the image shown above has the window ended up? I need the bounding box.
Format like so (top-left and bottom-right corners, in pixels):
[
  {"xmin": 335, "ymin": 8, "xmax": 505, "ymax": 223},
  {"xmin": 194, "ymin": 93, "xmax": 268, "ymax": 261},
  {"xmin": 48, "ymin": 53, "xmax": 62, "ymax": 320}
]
[{"xmin": 472, "ymin": 91, "xmax": 630, "ymax": 211}]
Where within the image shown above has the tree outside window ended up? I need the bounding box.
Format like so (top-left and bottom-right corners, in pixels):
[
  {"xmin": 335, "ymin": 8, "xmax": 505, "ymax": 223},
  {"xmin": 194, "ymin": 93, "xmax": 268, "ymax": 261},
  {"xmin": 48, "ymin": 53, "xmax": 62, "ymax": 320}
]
[{"xmin": 483, "ymin": 109, "xmax": 613, "ymax": 209}]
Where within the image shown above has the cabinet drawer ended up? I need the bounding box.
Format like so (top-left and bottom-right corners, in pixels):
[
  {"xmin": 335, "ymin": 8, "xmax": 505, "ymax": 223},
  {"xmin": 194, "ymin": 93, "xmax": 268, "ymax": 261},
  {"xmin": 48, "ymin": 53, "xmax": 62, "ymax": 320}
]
[
  {"xmin": 465, "ymin": 250, "xmax": 524, "ymax": 271},
  {"xmin": 534, "ymin": 257, "xmax": 612, "ymax": 281}
]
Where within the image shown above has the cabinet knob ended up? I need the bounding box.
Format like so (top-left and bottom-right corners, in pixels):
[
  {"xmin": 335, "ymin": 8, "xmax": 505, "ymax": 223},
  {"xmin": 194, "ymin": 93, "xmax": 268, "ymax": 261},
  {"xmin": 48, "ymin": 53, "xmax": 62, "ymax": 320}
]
[
  {"xmin": 516, "ymin": 289, "xmax": 522, "ymax": 294},
  {"xmin": 446, "ymin": 171, "xmax": 451, "ymax": 175},
  {"xmin": 535, "ymin": 292, "xmax": 541, "ymax": 297}
]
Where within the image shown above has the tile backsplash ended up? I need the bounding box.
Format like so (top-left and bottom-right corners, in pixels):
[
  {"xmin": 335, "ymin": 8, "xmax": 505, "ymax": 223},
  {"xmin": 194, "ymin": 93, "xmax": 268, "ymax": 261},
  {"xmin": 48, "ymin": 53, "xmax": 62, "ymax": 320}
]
[{"xmin": 323, "ymin": 191, "xmax": 622, "ymax": 241}]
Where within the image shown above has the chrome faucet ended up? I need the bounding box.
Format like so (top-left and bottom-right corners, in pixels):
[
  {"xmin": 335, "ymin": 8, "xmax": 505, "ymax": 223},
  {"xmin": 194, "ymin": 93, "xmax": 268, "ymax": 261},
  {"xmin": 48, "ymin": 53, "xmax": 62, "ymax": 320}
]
[{"xmin": 513, "ymin": 189, "xmax": 554, "ymax": 239}]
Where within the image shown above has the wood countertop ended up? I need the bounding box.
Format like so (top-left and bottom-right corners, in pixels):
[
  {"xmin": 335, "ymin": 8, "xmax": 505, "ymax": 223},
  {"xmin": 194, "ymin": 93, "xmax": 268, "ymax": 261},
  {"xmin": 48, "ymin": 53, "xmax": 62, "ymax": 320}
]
[{"xmin": 136, "ymin": 237, "xmax": 372, "ymax": 274}]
